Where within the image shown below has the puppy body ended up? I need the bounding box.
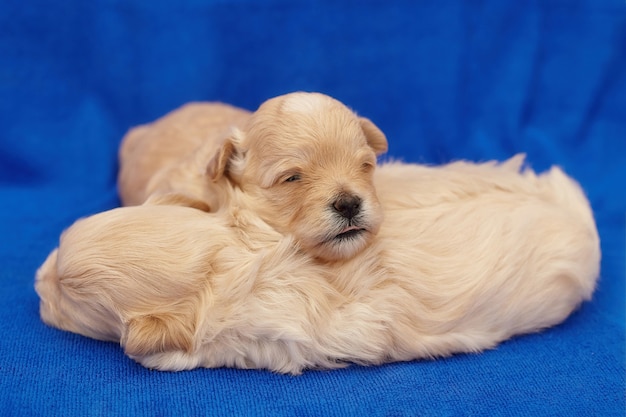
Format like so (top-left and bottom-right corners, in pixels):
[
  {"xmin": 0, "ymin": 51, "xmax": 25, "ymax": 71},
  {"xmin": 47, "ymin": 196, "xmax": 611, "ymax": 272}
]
[{"xmin": 36, "ymin": 157, "xmax": 600, "ymax": 374}]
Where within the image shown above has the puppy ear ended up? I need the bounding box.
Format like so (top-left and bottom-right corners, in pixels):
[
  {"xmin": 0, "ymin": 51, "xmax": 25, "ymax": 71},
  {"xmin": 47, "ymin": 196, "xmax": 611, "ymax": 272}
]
[
  {"xmin": 359, "ymin": 117, "xmax": 388, "ymax": 156},
  {"xmin": 206, "ymin": 130, "xmax": 243, "ymax": 181},
  {"xmin": 144, "ymin": 192, "xmax": 212, "ymax": 212},
  {"xmin": 122, "ymin": 313, "xmax": 195, "ymax": 357}
]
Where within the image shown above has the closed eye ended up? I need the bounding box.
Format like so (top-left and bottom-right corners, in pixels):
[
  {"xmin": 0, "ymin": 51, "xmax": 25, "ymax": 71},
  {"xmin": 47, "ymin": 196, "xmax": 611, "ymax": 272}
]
[
  {"xmin": 284, "ymin": 174, "xmax": 301, "ymax": 183},
  {"xmin": 361, "ymin": 161, "xmax": 375, "ymax": 172}
]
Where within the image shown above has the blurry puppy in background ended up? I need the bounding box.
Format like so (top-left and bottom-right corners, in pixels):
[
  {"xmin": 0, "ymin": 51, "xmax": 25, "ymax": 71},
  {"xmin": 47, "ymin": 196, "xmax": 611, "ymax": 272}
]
[
  {"xmin": 118, "ymin": 102, "xmax": 250, "ymax": 207},
  {"xmin": 120, "ymin": 92, "xmax": 388, "ymax": 261},
  {"xmin": 35, "ymin": 155, "xmax": 601, "ymax": 374}
]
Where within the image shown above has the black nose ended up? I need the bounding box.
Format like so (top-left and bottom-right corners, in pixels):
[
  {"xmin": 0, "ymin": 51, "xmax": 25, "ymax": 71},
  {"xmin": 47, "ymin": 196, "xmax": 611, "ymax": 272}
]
[{"xmin": 332, "ymin": 194, "xmax": 362, "ymax": 219}]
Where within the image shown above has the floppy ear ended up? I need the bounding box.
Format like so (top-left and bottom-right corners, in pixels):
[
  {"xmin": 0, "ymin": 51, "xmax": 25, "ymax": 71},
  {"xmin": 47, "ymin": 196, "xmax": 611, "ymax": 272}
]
[
  {"xmin": 206, "ymin": 129, "xmax": 244, "ymax": 182},
  {"xmin": 359, "ymin": 117, "xmax": 388, "ymax": 156},
  {"xmin": 122, "ymin": 313, "xmax": 195, "ymax": 357}
]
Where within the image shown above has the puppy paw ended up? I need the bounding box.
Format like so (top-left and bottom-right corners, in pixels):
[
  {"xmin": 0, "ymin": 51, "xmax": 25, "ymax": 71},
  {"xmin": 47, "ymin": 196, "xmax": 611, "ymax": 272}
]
[{"xmin": 122, "ymin": 313, "xmax": 195, "ymax": 357}]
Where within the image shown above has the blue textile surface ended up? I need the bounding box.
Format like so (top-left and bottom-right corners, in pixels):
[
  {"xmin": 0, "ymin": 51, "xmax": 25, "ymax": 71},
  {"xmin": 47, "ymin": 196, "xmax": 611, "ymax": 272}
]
[{"xmin": 1, "ymin": 1, "xmax": 624, "ymax": 415}]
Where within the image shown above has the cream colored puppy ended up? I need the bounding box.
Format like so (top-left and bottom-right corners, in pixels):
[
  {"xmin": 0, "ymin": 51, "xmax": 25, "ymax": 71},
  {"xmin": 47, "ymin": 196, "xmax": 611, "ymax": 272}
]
[
  {"xmin": 118, "ymin": 102, "xmax": 251, "ymax": 206},
  {"xmin": 35, "ymin": 156, "xmax": 600, "ymax": 374},
  {"xmin": 119, "ymin": 92, "xmax": 388, "ymax": 262}
]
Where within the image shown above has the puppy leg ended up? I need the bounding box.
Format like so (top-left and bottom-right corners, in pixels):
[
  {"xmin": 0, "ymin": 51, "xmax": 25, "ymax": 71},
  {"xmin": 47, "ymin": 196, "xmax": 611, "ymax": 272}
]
[{"xmin": 122, "ymin": 312, "xmax": 196, "ymax": 358}]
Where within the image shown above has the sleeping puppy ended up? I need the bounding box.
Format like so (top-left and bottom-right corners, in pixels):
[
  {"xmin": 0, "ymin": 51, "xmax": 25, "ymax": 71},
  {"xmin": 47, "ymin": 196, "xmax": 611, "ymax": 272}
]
[
  {"xmin": 118, "ymin": 102, "xmax": 251, "ymax": 207},
  {"xmin": 35, "ymin": 156, "xmax": 600, "ymax": 374},
  {"xmin": 119, "ymin": 92, "xmax": 388, "ymax": 262}
]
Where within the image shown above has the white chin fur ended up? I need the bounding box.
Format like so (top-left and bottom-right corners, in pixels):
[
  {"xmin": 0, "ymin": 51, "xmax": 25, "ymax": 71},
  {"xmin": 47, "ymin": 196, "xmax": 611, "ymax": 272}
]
[{"xmin": 316, "ymin": 233, "xmax": 370, "ymax": 261}]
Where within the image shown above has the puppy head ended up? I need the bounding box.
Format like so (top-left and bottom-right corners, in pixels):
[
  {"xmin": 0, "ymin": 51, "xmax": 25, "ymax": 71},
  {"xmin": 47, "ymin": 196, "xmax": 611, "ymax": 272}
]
[{"xmin": 208, "ymin": 92, "xmax": 388, "ymax": 261}]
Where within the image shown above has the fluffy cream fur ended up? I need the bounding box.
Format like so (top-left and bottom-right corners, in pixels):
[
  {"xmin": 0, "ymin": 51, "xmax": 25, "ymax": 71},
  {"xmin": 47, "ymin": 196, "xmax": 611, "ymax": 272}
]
[
  {"xmin": 36, "ymin": 156, "xmax": 600, "ymax": 374},
  {"xmin": 122, "ymin": 92, "xmax": 388, "ymax": 262},
  {"xmin": 118, "ymin": 102, "xmax": 251, "ymax": 206},
  {"xmin": 118, "ymin": 93, "xmax": 387, "ymax": 211}
]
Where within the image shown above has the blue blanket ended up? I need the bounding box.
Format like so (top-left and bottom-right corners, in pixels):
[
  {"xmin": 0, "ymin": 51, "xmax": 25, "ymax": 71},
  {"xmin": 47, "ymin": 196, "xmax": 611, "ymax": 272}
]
[{"xmin": 1, "ymin": 1, "xmax": 624, "ymax": 415}]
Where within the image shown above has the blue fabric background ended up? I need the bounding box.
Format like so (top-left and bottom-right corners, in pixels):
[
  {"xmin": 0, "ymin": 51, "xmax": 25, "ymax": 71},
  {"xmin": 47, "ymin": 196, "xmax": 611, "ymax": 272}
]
[{"xmin": 1, "ymin": 0, "xmax": 624, "ymax": 415}]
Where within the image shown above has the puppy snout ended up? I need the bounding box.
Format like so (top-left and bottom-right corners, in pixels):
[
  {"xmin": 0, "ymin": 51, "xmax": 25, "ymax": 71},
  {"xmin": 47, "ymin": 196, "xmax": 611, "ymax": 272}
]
[{"xmin": 332, "ymin": 194, "xmax": 362, "ymax": 219}]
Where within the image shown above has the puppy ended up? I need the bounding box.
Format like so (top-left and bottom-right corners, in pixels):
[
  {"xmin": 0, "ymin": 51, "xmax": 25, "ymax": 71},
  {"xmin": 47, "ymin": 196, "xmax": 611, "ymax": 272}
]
[
  {"xmin": 36, "ymin": 156, "xmax": 600, "ymax": 374},
  {"xmin": 131, "ymin": 93, "xmax": 388, "ymax": 262},
  {"xmin": 118, "ymin": 92, "xmax": 388, "ymax": 262},
  {"xmin": 118, "ymin": 102, "xmax": 251, "ymax": 206}
]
